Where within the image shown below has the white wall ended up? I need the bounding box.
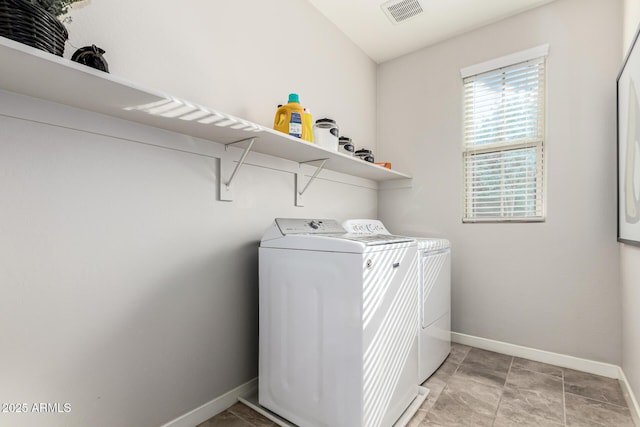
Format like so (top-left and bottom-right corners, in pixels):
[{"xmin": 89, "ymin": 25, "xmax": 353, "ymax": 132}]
[
  {"xmin": 0, "ymin": 1, "xmax": 378, "ymax": 426},
  {"xmin": 64, "ymin": 0, "xmax": 376, "ymax": 150},
  {"xmin": 377, "ymin": 0, "xmax": 622, "ymax": 364},
  {"xmin": 622, "ymin": 0, "xmax": 640, "ymax": 411}
]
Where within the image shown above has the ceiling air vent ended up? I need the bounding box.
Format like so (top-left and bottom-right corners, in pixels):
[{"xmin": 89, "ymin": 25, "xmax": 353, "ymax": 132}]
[{"xmin": 381, "ymin": 0, "xmax": 424, "ymax": 25}]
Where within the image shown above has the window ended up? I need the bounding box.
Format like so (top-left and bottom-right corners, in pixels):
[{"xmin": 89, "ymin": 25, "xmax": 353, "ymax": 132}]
[{"xmin": 461, "ymin": 45, "xmax": 548, "ymax": 222}]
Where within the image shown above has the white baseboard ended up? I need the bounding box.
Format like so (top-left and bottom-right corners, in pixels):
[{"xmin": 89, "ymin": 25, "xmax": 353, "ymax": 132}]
[
  {"xmin": 451, "ymin": 332, "xmax": 640, "ymax": 424},
  {"xmin": 451, "ymin": 332, "xmax": 620, "ymax": 378},
  {"xmin": 159, "ymin": 377, "xmax": 258, "ymax": 427}
]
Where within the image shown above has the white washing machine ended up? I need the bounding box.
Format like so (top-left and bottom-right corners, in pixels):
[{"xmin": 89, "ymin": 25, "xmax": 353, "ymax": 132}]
[
  {"xmin": 258, "ymin": 218, "xmax": 424, "ymax": 427},
  {"xmin": 342, "ymin": 220, "xmax": 451, "ymax": 385}
]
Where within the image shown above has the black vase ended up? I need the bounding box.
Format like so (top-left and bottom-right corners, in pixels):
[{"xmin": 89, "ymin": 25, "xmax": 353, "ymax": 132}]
[{"xmin": 71, "ymin": 44, "xmax": 109, "ymax": 73}]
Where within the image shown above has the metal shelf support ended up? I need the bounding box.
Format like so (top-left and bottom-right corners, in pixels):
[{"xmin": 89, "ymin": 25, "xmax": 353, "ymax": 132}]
[
  {"xmin": 295, "ymin": 158, "xmax": 328, "ymax": 207},
  {"xmin": 219, "ymin": 137, "xmax": 256, "ymax": 201}
]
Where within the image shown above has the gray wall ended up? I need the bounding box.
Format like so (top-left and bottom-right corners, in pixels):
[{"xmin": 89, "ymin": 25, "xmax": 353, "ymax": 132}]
[
  {"xmin": 0, "ymin": 1, "xmax": 378, "ymax": 426},
  {"xmin": 377, "ymin": 0, "xmax": 622, "ymax": 364},
  {"xmin": 622, "ymin": 0, "xmax": 640, "ymax": 412}
]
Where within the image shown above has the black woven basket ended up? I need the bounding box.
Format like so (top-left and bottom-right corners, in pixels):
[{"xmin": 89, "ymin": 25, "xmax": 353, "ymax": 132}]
[{"xmin": 0, "ymin": 0, "xmax": 68, "ymax": 56}]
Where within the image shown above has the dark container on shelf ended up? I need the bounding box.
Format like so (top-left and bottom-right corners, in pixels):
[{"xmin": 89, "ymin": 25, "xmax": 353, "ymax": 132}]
[
  {"xmin": 355, "ymin": 148, "xmax": 375, "ymax": 163},
  {"xmin": 0, "ymin": 0, "xmax": 68, "ymax": 56},
  {"xmin": 339, "ymin": 136, "xmax": 355, "ymax": 156}
]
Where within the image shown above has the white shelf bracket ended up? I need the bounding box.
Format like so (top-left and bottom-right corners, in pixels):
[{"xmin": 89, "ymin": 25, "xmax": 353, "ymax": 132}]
[
  {"xmin": 295, "ymin": 158, "xmax": 328, "ymax": 207},
  {"xmin": 219, "ymin": 137, "xmax": 256, "ymax": 201}
]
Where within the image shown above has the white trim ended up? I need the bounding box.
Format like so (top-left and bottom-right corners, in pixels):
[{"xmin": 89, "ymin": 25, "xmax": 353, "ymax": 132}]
[
  {"xmin": 159, "ymin": 378, "xmax": 257, "ymax": 427},
  {"xmin": 451, "ymin": 332, "xmax": 619, "ymax": 378},
  {"xmin": 460, "ymin": 44, "xmax": 549, "ymax": 78},
  {"xmin": 619, "ymin": 367, "xmax": 640, "ymax": 426}
]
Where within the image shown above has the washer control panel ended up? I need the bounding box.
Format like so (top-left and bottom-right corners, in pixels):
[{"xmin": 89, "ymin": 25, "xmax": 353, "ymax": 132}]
[
  {"xmin": 342, "ymin": 219, "xmax": 390, "ymax": 235},
  {"xmin": 275, "ymin": 218, "xmax": 346, "ymax": 235}
]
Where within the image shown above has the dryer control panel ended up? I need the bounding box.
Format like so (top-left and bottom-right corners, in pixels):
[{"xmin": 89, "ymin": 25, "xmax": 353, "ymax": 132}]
[
  {"xmin": 342, "ymin": 219, "xmax": 390, "ymax": 235},
  {"xmin": 275, "ymin": 218, "xmax": 346, "ymax": 235}
]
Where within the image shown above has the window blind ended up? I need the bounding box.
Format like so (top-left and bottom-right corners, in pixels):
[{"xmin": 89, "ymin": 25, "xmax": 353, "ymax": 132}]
[{"xmin": 463, "ymin": 56, "xmax": 545, "ymax": 222}]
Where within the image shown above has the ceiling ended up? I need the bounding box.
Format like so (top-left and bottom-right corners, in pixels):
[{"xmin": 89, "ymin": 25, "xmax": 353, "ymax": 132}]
[{"xmin": 306, "ymin": 0, "xmax": 557, "ymax": 63}]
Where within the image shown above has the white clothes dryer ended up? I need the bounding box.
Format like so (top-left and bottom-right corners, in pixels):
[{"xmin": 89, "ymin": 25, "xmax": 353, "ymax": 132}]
[
  {"xmin": 259, "ymin": 218, "xmax": 424, "ymax": 427},
  {"xmin": 342, "ymin": 219, "xmax": 451, "ymax": 384}
]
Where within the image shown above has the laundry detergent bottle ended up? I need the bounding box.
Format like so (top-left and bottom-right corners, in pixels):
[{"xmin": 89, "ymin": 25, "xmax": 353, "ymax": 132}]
[
  {"xmin": 302, "ymin": 108, "xmax": 313, "ymax": 142},
  {"xmin": 274, "ymin": 93, "xmax": 305, "ymax": 139}
]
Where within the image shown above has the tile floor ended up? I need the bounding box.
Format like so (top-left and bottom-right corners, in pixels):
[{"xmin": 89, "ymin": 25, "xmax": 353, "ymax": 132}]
[{"xmin": 197, "ymin": 344, "xmax": 636, "ymax": 427}]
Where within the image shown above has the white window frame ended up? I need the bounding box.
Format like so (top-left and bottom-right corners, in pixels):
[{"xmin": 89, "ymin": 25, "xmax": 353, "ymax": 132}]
[{"xmin": 461, "ymin": 45, "xmax": 548, "ymax": 223}]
